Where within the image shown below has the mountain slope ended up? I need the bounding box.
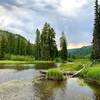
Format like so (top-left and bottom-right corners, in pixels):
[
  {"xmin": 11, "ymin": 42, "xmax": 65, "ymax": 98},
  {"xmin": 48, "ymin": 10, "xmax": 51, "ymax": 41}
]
[
  {"xmin": 68, "ymin": 46, "xmax": 92, "ymax": 57},
  {"xmin": 0, "ymin": 30, "xmax": 34, "ymax": 57}
]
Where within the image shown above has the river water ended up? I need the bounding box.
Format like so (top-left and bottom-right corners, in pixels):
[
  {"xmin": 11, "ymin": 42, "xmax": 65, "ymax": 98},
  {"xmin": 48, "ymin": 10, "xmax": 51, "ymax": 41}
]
[{"xmin": 0, "ymin": 64, "xmax": 99, "ymax": 100}]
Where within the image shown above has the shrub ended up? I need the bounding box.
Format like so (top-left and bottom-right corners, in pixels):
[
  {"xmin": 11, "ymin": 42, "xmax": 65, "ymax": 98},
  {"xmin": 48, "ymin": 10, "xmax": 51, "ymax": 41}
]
[
  {"xmin": 46, "ymin": 69, "xmax": 66, "ymax": 81},
  {"xmin": 54, "ymin": 57, "xmax": 64, "ymax": 62},
  {"xmin": 10, "ymin": 55, "xmax": 34, "ymax": 61}
]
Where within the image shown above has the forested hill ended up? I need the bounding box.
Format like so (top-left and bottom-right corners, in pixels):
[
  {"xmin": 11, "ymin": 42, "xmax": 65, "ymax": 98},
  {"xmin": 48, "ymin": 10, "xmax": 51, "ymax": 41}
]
[
  {"xmin": 0, "ymin": 30, "xmax": 34, "ymax": 58},
  {"xmin": 68, "ymin": 46, "xmax": 92, "ymax": 58}
]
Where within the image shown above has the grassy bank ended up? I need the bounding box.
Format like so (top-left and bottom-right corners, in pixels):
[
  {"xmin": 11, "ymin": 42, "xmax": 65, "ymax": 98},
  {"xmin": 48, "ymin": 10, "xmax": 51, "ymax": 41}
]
[
  {"xmin": 59, "ymin": 59, "xmax": 91, "ymax": 71},
  {"xmin": 0, "ymin": 60, "xmax": 55, "ymax": 64},
  {"xmin": 59, "ymin": 60, "xmax": 100, "ymax": 85},
  {"xmin": 80, "ymin": 64, "xmax": 100, "ymax": 85}
]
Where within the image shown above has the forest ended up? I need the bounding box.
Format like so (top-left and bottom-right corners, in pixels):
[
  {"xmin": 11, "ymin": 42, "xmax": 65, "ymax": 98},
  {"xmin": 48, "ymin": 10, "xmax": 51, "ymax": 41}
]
[{"xmin": 0, "ymin": 23, "xmax": 68, "ymax": 61}]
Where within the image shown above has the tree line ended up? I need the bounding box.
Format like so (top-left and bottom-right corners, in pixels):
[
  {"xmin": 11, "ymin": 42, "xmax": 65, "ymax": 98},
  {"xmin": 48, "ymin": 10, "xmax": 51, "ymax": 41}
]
[
  {"xmin": 35, "ymin": 22, "xmax": 68, "ymax": 61},
  {"xmin": 0, "ymin": 30, "xmax": 34, "ymax": 59},
  {"xmin": 0, "ymin": 25, "xmax": 68, "ymax": 61}
]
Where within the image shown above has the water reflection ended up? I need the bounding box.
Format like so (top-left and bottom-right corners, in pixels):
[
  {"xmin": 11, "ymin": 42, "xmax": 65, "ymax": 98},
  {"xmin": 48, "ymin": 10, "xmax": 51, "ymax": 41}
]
[
  {"xmin": 32, "ymin": 78, "xmax": 97, "ymax": 100},
  {"xmin": 86, "ymin": 82, "xmax": 100, "ymax": 100},
  {"xmin": 0, "ymin": 64, "xmax": 35, "ymax": 70},
  {"xmin": 33, "ymin": 80, "xmax": 66, "ymax": 100},
  {"xmin": 0, "ymin": 63, "xmax": 57, "ymax": 70},
  {"xmin": 34, "ymin": 63, "xmax": 57, "ymax": 69}
]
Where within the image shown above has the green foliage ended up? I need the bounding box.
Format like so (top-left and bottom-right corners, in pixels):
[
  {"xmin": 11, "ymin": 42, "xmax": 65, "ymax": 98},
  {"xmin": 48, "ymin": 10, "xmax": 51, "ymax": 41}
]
[
  {"xmin": 60, "ymin": 63, "xmax": 83, "ymax": 71},
  {"xmin": 60, "ymin": 32, "xmax": 68, "ymax": 61},
  {"xmin": 68, "ymin": 46, "xmax": 92, "ymax": 59},
  {"xmin": 92, "ymin": 0, "xmax": 100, "ymax": 60},
  {"xmin": 35, "ymin": 29, "xmax": 41, "ymax": 60},
  {"xmin": 9, "ymin": 55, "xmax": 34, "ymax": 61},
  {"xmin": 35, "ymin": 22, "xmax": 58, "ymax": 60},
  {"xmin": 81, "ymin": 66, "xmax": 100, "ymax": 81},
  {"xmin": 59, "ymin": 59, "xmax": 91, "ymax": 71},
  {"xmin": 0, "ymin": 30, "xmax": 35, "ymax": 59},
  {"xmin": 0, "ymin": 36, "xmax": 6, "ymax": 59},
  {"xmin": 47, "ymin": 69, "xmax": 66, "ymax": 81},
  {"xmin": 54, "ymin": 57, "xmax": 64, "ymax": 62}
]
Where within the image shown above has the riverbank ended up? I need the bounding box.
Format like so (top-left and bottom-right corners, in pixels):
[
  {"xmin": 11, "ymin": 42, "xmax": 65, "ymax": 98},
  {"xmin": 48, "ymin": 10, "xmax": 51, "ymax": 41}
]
[
  {"xmin": 58, "ymin": 60, "xmax": 100, "ymax": 85},
  {"xmin": 80, "ymin": 64, "xmax": 100, "ymax": 85},
  {"xmin": 0, "ymin": 60, "xmax": 55, "ymax": 64}
]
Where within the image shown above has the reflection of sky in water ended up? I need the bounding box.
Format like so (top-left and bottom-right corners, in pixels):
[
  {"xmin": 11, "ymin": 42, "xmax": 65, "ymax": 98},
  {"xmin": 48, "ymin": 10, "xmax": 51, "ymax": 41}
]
[{"xmin": 0, "ymin": 65, "xmax": 99, "ymax": 100}]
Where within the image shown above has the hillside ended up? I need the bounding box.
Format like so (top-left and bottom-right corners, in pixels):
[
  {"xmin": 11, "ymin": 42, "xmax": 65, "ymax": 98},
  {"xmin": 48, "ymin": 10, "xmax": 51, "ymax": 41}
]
[
  {"xmin": 0, "ymin": 30, "xmax": 34, "ymax": 59},
  {"xmin": 68, "ymin": 46, "xmax": 92, "ymax": 58}
]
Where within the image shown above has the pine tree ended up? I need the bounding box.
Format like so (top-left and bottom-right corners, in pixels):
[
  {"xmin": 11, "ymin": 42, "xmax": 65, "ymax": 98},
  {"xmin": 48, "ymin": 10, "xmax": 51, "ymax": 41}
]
[
  {"xmin": 0, "ymin": 36, "xmax": 6, "ymax": 59},
  {"xmin": 40, "ymin": 22, "xmax": 58, "ymax": 60},
  {"xmin": 48, "ymin": 27, "xmax": 58, "ymax": 60},
  {"xmin": 41, "ymin": 23, "xmax": 50, "ymax": 60},
  {"xmin": 91, "ymin": 0, "xmax": 100, "ymax": 60},
  {"xmin": 60, "ymin": 32, "xmax": 68, "ymax": 61},
  {"xmin": 35, "ymin": 29, "xmax": 41, "ymax": 60}
]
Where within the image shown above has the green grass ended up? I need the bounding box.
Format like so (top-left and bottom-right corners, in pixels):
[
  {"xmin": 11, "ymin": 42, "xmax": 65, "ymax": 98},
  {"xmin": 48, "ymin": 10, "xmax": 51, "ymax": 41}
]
[
  {"xmin": 47, "ymin": 69, "xmax": 66, "ymax": 81},
  {"xmin": 58, "ymin": 59, "xmax": 100, "ymax": 84},
  {"xmin": 60, "ymin": 63, "xmax": 83, "ymax": 71},
  {"xmin": 59, "ymin": 59, "xmax": 91, "ymax": 71},
  {"xmin": 0, "ymin": 60, "xmax": 55, "ymax": 64},
  {"xmin": 81, "ymin": 64, "xmax": 100, "ymax": 84}
]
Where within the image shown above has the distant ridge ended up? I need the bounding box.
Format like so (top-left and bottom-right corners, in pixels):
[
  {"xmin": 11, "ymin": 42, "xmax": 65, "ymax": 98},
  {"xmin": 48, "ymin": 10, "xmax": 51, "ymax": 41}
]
[{"xmin": 68, "ymin": 46, "xmax": 92, "ymax": 57}]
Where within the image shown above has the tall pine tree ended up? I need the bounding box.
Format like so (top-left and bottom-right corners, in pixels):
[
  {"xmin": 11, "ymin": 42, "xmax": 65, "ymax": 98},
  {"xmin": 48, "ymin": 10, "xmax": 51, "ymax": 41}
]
[
  {"xmin": 41, "ymin": 23, "xmax": 51, "ymax": 60},
  {"xmin": 60, "ymin": 32, "xmax": 68, "ymax": 61},
  {"xmin": 91, "ymin": 0, "xmax": 100, "ymax": 60},
  {"xmin": 41, "ymin": 22, "xmax": 58, "ymax": 60},
  {"xmin": 35, "ymin": 29, "xmax": 41, "ymax": 60},
  {"xmin": 48, "ymin": 28, "xmax": 58, "ymax": 60}
]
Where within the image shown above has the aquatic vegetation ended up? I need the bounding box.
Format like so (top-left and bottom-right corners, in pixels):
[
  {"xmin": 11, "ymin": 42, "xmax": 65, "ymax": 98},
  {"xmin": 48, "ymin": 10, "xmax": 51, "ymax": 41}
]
[{"xmin": 46, "ymin": 69, "xmax": 66, "ymax": 81}]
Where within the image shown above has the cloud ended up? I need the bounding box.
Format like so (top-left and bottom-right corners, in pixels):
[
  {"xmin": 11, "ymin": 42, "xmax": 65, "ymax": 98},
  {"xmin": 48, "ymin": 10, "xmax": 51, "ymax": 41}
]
[{"xmin": 0, "ymin": 0, "xmax": 95, "ymax": 48}]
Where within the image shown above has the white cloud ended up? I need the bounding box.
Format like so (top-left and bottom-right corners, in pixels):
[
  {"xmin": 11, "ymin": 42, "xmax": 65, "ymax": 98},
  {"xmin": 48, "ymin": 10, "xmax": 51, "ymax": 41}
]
[{"xmin": 57, "ymin": 0, "xmax": 88, "ymax": 16}]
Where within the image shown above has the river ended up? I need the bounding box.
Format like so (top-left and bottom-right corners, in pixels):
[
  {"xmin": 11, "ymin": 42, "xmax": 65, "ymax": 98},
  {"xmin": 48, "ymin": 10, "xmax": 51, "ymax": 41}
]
[{"xmin": 0, "ymin": 63, "xmax": 99, "ymax": 100}]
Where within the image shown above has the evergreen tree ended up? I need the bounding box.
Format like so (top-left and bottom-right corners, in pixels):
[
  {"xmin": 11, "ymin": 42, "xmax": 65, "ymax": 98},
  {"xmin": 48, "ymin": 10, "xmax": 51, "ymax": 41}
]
[
  {"xmin": 60, "ymin": 32, "xmax": 68, "ymax": 61},
  {"xmin": 91, "ymin": 0, "xmax": 100, "ymax": 60},
  {"xmin": 48, "ymin": 28, "xmax": 58, "ymax": 60},
  {"xmin": 40, "ymin": 22, "xmax": 58, "ymax": 60},
  {"xmin": 35, "ymin": 29, "xmax": 41, "ymax": 60},
  {"xmin": 41, "ymin": 23, "xmax": 50, "ymax": 60},
  {"xmin": 0, "ymin": 36, "xmax": 6, "ymax": 59}
]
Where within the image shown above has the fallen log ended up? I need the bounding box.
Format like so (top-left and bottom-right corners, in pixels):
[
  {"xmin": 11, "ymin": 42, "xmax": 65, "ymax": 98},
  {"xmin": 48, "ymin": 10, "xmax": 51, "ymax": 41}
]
[
  {"xmin": 71, "ymin": 65, "xmax": 86, "ymax": 77},
  {"xmin": 40, "ymin": 70, "xmax": 47, "ymax": 75}
]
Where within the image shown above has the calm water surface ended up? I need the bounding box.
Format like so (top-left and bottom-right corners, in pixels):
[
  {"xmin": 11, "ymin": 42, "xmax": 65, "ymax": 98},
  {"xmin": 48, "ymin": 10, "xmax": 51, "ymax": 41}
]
[{"xmin": 0, "ymin": 64, "xmax": 99, "ymax": 100}]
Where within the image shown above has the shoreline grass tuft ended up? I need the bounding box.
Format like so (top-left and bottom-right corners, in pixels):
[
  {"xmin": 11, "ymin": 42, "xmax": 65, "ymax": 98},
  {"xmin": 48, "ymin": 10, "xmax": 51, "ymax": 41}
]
[{"xmin": 47, "ymin": 69, "xmax": 66, "ymax": 81}]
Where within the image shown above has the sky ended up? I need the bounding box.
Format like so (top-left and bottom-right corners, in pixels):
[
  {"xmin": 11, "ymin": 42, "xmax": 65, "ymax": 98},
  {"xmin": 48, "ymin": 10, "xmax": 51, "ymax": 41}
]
[{"xmin": 0, "ymin": 0, "xmax": 98, "ymax": 49}]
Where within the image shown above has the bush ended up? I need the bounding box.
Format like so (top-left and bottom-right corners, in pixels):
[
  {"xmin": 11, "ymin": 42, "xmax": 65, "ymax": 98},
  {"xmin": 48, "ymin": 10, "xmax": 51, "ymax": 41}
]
[
  {"xmin": 10, "ymin": 55, "xmax": 34, "ymax": 61},
  {"xmin": 54, "ymin": 57, "xmax": 64, "ymax": 62},
  {"xmin": 46, "ymin": 69, "xmax": 66, "ymax": 81},
  {"xmin": 68, "ymin": 58, "xmax": 74, "ymax": 62}
]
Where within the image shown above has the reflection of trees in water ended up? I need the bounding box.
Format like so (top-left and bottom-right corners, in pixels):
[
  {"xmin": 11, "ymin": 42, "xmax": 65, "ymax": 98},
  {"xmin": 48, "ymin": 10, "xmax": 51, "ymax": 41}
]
[
  {"xmin": 34, "ymin": 63, "xmax": 57, "ymax": 69},
  {"xmin": 84, "ymin": 81, "xmax": 100, "ymax": 100},
  {"xmin": 32, "ymin": 80, "xmax": 66, "ymax": 100},
  {"xmin": 0, "ymin": 64, "xmax": 34, "ymax": 70},
  {"xmin": 96, "ymin": 94, "xmax": 100, "ymax": 100}
]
